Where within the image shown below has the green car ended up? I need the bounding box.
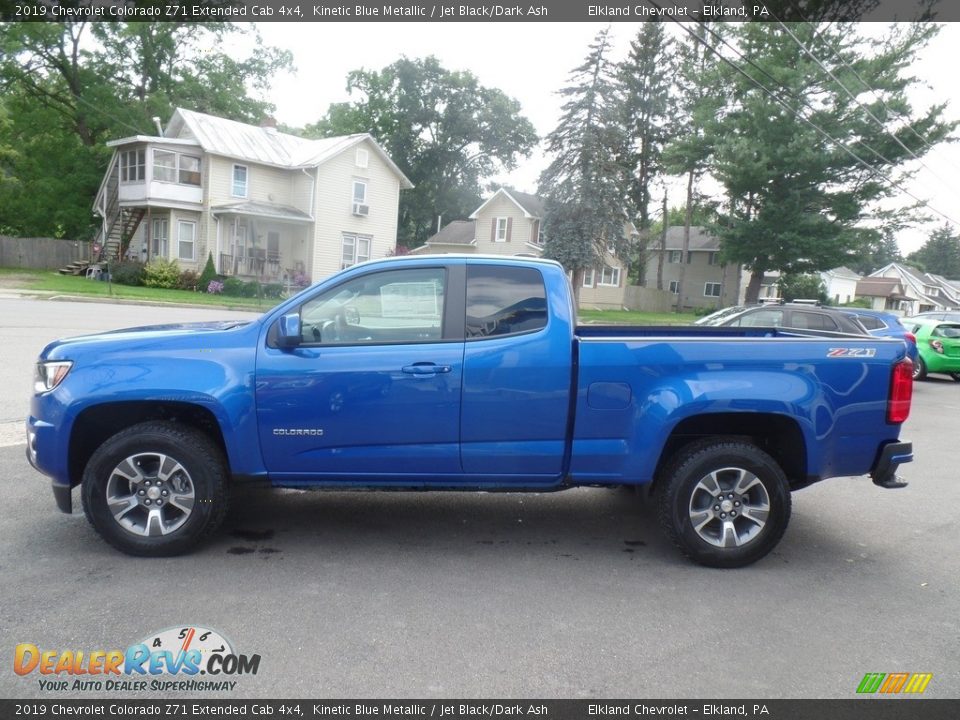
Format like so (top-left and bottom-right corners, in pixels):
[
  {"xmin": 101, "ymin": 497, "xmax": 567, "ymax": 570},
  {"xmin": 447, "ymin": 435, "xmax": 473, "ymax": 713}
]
[{"xmin": 907, "ymin": 319, "xmax": 960, "ymax": 381}]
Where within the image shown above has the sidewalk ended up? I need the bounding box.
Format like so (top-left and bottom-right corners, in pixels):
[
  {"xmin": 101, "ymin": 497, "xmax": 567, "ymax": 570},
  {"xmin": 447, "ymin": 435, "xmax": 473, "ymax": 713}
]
[{"xmin": 0, "ymin": 287, "xmax": 268, "ymax": 313}]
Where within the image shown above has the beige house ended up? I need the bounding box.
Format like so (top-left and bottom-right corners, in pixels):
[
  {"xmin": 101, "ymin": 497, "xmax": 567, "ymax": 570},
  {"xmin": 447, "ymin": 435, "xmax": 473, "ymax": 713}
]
[
  {"xmin": 644, "ymin": 226, "xmax": 779, "ymax": 310},
  {"xmin": 413, "ymin": 188, "xmax": 632, "ymax": 308},
  {"xmin": 92, "ymin": 108, "xmax": 412, "ymax": 284}
]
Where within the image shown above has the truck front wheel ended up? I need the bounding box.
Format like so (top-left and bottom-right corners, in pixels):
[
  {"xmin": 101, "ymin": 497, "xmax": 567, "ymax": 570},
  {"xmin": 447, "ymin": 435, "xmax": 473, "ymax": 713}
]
[
  {"xmin": 81, "ymin": 421, "xmax": 228, "ymax": 556},
  {"xmin": 657, "ymin": 439, "xmax": 791, "ymax": 568}
]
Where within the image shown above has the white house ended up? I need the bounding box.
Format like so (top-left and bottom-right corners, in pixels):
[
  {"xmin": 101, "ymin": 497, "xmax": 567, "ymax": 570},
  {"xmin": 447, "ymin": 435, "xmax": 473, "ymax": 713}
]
[
  {"xmin": 92, "ymin": 108, "xmax": 413, "ymax": 284},
  {"xmin": 820, "ymin": 266, "xmax": 861, "ymax": 306},
  {"xmin": 869, "ymin": 262, "xmax": 960, "ymax": 315}
]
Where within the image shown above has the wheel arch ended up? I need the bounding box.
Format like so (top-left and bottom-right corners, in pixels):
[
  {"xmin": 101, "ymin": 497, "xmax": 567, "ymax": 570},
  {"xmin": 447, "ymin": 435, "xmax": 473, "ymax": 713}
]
[
  {"xmin": 653, "ymin": 413, "xmax": 809, "ymax": 491},
  {"xmin": 68, "ymin": 401, "xmax": 230, "ymax": 488}
]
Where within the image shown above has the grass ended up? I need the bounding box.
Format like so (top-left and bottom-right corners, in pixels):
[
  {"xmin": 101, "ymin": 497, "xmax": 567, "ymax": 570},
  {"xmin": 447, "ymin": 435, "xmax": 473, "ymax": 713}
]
[
  {"xmin": 578, "ymin": 308, "xmax": 699, "ymax": 325},
  {"xmin": 0, "ymin": 268, "xmax": 281, "ymax": 311},
  {"xmin": 3, "ymin": 268, "xmax": 702, "ymax": 322}
]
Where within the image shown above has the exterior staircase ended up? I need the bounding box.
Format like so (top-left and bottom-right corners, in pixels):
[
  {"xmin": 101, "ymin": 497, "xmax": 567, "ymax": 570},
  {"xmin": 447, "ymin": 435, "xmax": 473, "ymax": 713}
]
[
  {"xmin": 58, "ymin": 260, "xmax": 91, "ymax": 276},
  {"xmin": 93, "ymin": 160, "xmax": 146, "ymax": 264}
]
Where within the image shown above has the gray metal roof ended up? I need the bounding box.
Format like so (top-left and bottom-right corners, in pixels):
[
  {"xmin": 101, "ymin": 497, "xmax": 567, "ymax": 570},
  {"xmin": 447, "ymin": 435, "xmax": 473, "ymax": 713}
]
[
  {"xmin": 162, "ymin": 108, "xmax": 413, "ymax": 187},
  {"xmin": 211, "ymin": 201, "xmax": 313, "ymax": 223}
]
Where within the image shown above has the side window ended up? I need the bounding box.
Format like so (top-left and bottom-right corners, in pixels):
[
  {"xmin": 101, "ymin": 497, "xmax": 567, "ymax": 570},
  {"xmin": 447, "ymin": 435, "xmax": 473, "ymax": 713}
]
[
  {"xmin": 299, "ymin": 268, "xmax": 445, "ymax": 346},
  {"xmin": 793, "ymin": 311, "xmax": 838, "ymax": 331},
  {"xmin": 466, "ymin": 265, "xmax": 547, "ymax": 339},
  {"xmin": 735, "ymin": 309, "xmax": 783, "ymax": 327},
  {"xmin": 857, "ymin": 315, "xmax": 883, "ymax": 331}
]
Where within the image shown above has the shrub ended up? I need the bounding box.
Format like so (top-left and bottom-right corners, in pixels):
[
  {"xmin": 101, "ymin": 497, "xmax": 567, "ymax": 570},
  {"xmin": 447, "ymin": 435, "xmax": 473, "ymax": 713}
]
[
  {"xmin": 110, "ymin": 261, "xmax": 145, "ymax": 287},
  {"xmin": 177, "ymin": 269, "xmax": 200, "ymax": 291},
  {"xmin": 222, "ymin": 277, "xmax": 247, "ymax": 296},
  {"xmin": 240, "ymin": 280, "xmax": 259, "ymax": 298},
  {"xmin": 207, "ymin": 280, "xmax": 224, "ymax": 295},
  {"xmin": 262, "ymin": 283, "xmax": 285, "ymax": 299},
  {"xmin": 199, "ymin": 253, "xmax": 218, "ymax": 287},
  {"xmin": 143, "ymin": 258, "xmax": 181, "ymax": 289}
]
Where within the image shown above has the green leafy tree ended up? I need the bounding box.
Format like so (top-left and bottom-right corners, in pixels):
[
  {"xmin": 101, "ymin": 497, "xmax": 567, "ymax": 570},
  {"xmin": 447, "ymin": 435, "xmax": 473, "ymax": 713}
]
[
  {"xmin": 306, "ymin": 56, "xmax": 537, "ymax": 247},
  {"xmin": 846, "ymin": 228, "xmax": 902, "ymax": 275},
  {"xmin": 0, "ymin": 22, "xmax": 291, "ymax": 239},
  {"xmin": 708, "ymin": 22, "xmax": 954, "ymax": 302},
  {"xmin": 777, "ymin": 272, "xmax": 829, "ymax": 303},
  {"xmin": 907, "ymin": 224, "xmax": 960, "ymax": 278},
  {"xmin": 539, "ymin": 27, "xmax": 630, "ymax": 304}
]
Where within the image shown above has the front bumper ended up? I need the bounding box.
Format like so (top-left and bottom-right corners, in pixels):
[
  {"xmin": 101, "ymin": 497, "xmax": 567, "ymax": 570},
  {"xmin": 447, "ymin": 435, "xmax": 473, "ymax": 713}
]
[
  {"xmin": 870, "ymin": 441, "xmax": 912, "ymax": 489},
  {"xmin": 26, "ymin": 415, "xmax": 73, "ymax": 513}
]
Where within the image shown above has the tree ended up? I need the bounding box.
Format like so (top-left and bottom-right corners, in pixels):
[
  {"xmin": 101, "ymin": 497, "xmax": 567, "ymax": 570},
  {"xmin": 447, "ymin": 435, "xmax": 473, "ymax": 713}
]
[
  {"xmin": 777, "ymin": 272, "xmax": 829, "ymax": 303},
  {"xmin": 0, "ymin": 22, "xmax": 291, "ymax": 239},
  {"xmin": 846, "ymin": 228, "xmax": 902, "ymax": 275},
  {"xmin": 708, "ymin": 22, "xmax": 955, "ymax": 303},
  {"xmin": 539, "ymin": 27, "xmax": 630, "ymax": 304},
  {"xmin": 619, "ymin": 21, "xmax": 675, "ymax": 284},
  {"xmin": 661, "ymin": 22, "xmax": 726, "ymax": 310},
  {"xmin": 306, "ymin": 57, "xmax": 537, "ymax": 247},
  {"xmin": 907, "ymin": 224, "xmax": 960, "ymax": 278}
]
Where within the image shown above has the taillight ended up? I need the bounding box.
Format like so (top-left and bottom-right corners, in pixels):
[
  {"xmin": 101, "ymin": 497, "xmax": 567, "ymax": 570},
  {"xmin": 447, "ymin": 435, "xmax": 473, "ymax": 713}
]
[
  {"xmin": 930, "ymin": 339, "xmax": 944, "ymax": 354},
  {"xmin": 888, "ymin": 359, "xmax": 913, "ymax": 424},
  {"xmin": 904, "ymin": 332, "xmax": 916, "ymax": 344}
]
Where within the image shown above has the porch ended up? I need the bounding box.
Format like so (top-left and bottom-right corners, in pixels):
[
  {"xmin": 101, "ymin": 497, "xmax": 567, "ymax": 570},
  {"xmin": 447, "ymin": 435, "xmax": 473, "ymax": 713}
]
[{"xmin": 213, "ymin": 204, "xmax": 314, "ymax": 284}]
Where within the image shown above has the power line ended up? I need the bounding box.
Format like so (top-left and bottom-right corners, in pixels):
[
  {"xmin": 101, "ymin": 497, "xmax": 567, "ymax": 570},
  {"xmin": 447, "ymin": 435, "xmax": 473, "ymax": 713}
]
[
  {"xmin": 642, "ymin": 1, "xmax": 960, "ymax": 227},
  {"xmin": 771, "ymin": 13, "xmax": 960, "ymax": 201}
]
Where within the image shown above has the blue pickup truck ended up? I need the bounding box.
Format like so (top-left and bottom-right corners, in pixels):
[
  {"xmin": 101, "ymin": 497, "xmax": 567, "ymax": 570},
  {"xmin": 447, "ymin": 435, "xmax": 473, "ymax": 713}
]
[{"xmin": 27, "ymin": 256, "xmax": 914, "ymax": 566}]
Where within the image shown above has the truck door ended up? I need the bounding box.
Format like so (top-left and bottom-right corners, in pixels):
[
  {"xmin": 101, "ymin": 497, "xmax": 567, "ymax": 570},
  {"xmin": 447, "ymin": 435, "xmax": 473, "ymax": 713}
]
[
  {"xmin": 460, "ymin": 263, "xmax": 572, "ymax": 478},
  {"xmin": 256, "ymin": 265, "xmax": 464, "ymax": 481}
]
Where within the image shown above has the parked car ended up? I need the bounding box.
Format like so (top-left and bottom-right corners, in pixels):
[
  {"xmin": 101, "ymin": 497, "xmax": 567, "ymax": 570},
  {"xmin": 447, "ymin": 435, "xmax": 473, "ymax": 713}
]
[
  {"xmin": 693, "ymin": 305, "xmax": 747, "ymax": 326},
  {"xmin": 904, "ymin": 318, "xmax": 960, "ymax": 381},
  {"xmin": 700, "ymin": 303, "xmax": 869, "ymax": 335},
  {"xmin": 837, "ymin": 309, "xmax": 919, "ymax": 363},
  {"xmin": 909, "ymin": 311, "xmax": 960, "ymax": 322}
]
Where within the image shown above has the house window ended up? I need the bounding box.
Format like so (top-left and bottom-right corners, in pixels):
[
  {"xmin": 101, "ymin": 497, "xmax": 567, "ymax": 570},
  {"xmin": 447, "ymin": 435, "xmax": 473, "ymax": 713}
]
[
  {"xmin": 668, "ymin": 250, "xmax": 682, "ymax": 263},
  {"xmin": 708, "ymin": 252, "xmax": 720, "ymax": 266},
  {"xmin": 151, "ymin": 218, "xmax": 168, "ymax": 258},
  {"xmin": 669, "ymin": 281, "xmax": 679, "ymax": 294},
  {"xmin": 355, "ymin": 148, "xmax": 369, "ymax": 168},
  {"xmin": 178, "ymin": 155, "xmax": 201, "ymax": 186},
  {"xmin": 177, "ymin": 220, "xmax": 196, "ymax": 261},
  {"xmin": 704, "ymin": 282, "xmax": 722, "ymax": 298},
  {"xmin": 599, "ymin": 265, "xmax": 621, "ymax": 287},
  {"xmin": 582, "ymin": 269, "xmax": 595, "ymax": 288},
  {"xmin": 153, "ymin": 149, "xmax": 177, "ymax": 183},
  {"xmin": 232, "ymin": 165, "xmax": 248, "ymax": 198},
  {"xmin": 352, "ymin": 181, "xmax": 369, "ymax": 216},
  {"xmin": 341, "ymin": 233, "xmax": 371, "ymax": 269},
  {"xmin": 537, "ymin": 223, "xmax": 545, "ymax": 246},
  {"xmin": 495, "ymin": 217, "xmax": 508, "ymax": 243},
  {"xmin": 119, "ymin": 149, "xmax": 145, "ymax": 183}
]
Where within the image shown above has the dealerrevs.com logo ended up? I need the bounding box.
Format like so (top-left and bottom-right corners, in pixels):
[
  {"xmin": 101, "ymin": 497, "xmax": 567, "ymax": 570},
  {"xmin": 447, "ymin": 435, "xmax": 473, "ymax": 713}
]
[
  {"xmin": 14, "ymin": 626, "xmax": 260, "ymax": 693},
  {"xmin": 856, "ymin": 672, "xmax": 933, "ymax": 694}
]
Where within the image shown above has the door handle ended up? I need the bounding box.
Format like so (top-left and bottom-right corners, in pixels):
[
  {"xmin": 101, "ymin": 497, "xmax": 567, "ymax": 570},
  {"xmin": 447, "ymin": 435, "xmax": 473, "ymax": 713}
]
[{"xmin": 402, "ymin": 363, "xmax": 451, "ymax": 375}]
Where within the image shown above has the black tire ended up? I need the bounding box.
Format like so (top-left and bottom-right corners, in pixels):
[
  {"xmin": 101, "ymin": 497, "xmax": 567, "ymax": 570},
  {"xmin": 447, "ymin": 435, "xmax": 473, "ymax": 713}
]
[
  {"xmin": 913, "ymin": 356, "xmax": 927, "ymax": 381},
  {"xmin": 81, "ymin": 421, "xmax": 228, "ymax": 556},
  {"xmin": 657, "ymin": 438, "xmax": 791, "ymax": 568},
  {"xmin": 950, "ymin": 372, "xmax": 960, "ymax": 382}
]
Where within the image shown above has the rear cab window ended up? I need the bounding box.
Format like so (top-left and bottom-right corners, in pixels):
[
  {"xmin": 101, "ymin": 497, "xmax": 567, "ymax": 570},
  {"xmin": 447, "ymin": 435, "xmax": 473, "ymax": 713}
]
[{"xmin": 465, "ymin": 265, "xmax": 547, "ymax": 339}]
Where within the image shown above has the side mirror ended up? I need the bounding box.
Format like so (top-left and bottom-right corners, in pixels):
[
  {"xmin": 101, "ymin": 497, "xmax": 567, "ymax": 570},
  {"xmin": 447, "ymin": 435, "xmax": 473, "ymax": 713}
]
[{"xmin": 277, "ymin": 312, "xmax": 301, "ymax": 348}]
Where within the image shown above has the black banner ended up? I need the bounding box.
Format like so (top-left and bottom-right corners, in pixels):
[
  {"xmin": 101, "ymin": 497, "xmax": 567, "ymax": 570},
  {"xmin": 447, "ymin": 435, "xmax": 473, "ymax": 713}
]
[
  {"xmin": 2, "ymin": 0, "xmax": 956, "ymax": 23},
  {"xmin": 1, "ymin": 700, "xmax": 960, "ymax": 720}
]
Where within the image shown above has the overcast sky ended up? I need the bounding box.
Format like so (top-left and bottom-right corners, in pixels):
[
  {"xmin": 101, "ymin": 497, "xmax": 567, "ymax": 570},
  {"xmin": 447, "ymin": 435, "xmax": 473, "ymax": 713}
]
[{"xmin": 240, "ymin": 22, "xmax": 960, "ymax": 255}]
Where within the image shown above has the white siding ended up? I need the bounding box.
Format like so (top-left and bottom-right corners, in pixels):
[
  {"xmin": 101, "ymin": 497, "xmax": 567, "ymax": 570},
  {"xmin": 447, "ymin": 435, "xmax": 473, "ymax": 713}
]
[
  {"xmin": 310, "ymin": 138, "xmax": 401, "ymax": 282},
  {"xmin": 473, "ymin": 195, "xmax": 536, "ymax": 255}
]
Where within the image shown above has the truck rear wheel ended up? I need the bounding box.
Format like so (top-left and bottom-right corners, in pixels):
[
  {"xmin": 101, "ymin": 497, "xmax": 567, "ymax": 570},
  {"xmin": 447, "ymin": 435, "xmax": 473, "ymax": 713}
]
[
  {"xmin": 81, "ymin": 421, "xmax": 228, "ymax": 556},
  {"xmin": 657, "ymin": 439, "xmax": 791, "ymax": 568}
]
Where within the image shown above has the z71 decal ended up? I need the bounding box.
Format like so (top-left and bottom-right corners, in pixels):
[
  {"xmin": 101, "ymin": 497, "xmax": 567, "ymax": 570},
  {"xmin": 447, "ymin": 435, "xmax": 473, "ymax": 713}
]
[{"xmin": 827, "ymin": 347, "xmax": 877, "ymax": 358}]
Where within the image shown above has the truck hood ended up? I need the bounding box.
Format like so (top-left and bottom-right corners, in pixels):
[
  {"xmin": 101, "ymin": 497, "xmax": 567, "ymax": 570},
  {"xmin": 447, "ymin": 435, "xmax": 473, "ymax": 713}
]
[{"xmin": 39, "ymin": 320, "xmax": 257, "ymax": 361}]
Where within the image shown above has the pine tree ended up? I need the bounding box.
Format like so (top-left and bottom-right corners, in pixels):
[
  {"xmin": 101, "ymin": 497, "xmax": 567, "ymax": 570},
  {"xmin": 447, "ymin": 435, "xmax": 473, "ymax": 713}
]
[
  {"xmin": 539, "ymin": 27, "xmax": 630, "ymax": 304},
  {"xmin": 907, "ymin": 224, "xmax": 960, "ymax": 278},
  {"xmin": 619, "ymin": 21, "xmax": 675, "ymax": 284}
]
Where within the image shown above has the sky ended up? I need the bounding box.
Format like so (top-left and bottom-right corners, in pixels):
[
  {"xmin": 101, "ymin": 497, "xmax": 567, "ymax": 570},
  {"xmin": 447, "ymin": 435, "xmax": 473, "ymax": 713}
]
[{"xmin": 236, "ymin": 21, "xmax": 960, "ymax": 256}]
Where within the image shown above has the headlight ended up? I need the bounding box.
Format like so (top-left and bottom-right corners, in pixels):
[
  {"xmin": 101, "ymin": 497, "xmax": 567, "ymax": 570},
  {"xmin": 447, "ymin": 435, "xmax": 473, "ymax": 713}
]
[{"xmin": 34, "ymin": 361, "xmax": 73, "ymax": 393}]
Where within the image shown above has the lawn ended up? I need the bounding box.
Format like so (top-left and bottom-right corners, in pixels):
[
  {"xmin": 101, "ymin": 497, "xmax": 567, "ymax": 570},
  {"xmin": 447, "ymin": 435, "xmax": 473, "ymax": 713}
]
[
  {"xmin": 577, "ymin": 308, "xmax": 699, "ymax": 325},
  {"xmin": 0, "ymin": 268, "xmax": 283, "ymax": 311},
  {"xmin": 2, "ymin": 268, "xmax": 703, "ymax": 322}
]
